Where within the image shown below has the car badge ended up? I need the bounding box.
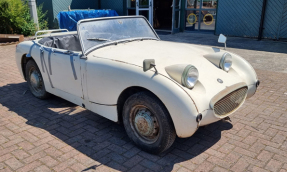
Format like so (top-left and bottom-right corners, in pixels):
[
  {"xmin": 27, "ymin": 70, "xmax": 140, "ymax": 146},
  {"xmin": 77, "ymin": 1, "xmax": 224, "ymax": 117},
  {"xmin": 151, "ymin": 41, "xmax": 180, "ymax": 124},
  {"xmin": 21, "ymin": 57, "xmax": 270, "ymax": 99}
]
[{"xmin": 217, "ymin": 78, "xmax": 223, "ymax": 83}]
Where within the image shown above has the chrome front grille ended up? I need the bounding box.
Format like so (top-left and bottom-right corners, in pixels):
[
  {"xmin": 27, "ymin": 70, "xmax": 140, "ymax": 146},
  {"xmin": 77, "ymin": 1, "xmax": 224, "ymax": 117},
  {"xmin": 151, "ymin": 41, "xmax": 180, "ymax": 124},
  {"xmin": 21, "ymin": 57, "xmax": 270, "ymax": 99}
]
[{"xmin": 214, "ymin": 86, "xmax": 248, "ymax": 116}]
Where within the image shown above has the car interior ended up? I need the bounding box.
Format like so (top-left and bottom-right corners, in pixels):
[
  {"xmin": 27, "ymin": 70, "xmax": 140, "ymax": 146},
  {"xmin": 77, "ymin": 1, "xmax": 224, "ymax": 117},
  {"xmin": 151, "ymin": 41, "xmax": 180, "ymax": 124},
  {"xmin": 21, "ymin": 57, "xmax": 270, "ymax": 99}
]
[{"xmin": 38, "ymin": 34, "xmax": 82, "ymax": 52}]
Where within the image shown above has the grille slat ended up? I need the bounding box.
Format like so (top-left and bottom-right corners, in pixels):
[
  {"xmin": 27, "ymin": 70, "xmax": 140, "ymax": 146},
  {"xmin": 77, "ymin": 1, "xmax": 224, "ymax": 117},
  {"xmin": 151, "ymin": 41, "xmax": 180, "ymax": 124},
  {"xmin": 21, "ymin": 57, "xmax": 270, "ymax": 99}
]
[{"xmin": 214, "ymin": 87, "xmax": 248, "ymax": 116}]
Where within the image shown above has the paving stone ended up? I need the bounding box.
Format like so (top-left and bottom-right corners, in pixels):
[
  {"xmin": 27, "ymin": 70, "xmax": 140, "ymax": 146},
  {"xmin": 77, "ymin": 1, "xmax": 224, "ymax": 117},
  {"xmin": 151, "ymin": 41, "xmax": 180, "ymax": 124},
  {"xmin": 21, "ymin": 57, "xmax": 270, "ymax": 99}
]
[
  {"xmin": 257, "ymin": 150, "xmax": 274, "ymax": 162},
  {"xmin": 265, "ymin": 159, "xmax": 283, "ymax": 172},
  {"xmin": 250, "ymin": 165, "xmax": 269, "ymax": 172},
  {"xmin": 123, "ymin": 155, "xmax": 143, "ymax": 168},
  {"xmin": 128, "ymin": 164, "xmax": 146, "ymax": 172},
  {"xmin": 4, "ymin": 157, "xmax": 23, "ymax": 170},
  {"xmin": 34, "ymin": 165, "xmax": 51, "ymax": 172},
  {"xmin": 39, "ymin": 156, "xmax": 59, "ymax": 167},
  {"xmin": 11, "ymin": 149, "xmax": 30, "ymax": 160},
  {"xmin": 212, "ymin": 166, "xmax": 229, "ymax": 172},
  {"xmin": 16, "ymin": 161, "xmax": 42, "ymax": 172},
  {"xmin": 230, "ymin": 157, "xmax": 249, "ymax": 172},
  {"xmin": 193, "ymin": 161, "xmax": 214, "ymax": 172}
]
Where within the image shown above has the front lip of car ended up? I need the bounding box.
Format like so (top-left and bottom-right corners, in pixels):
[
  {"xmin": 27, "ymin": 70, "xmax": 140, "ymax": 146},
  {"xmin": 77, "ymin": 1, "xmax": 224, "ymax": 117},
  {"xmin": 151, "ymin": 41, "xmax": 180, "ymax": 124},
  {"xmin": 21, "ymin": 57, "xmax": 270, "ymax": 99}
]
[
  {"xmin": 194, "ymin": 82, "xmax": 250, "ymax": 126},
  {"xmin": 198, "ymin": 80, "xmax": 259, "ymax": 126},
  {"xmin": 209, "ymin": 82, "xmax": 247, "ymax": 114},
  {"xmin": 161, "ymin": 64, "xmax": 257, "ymax": 126}
]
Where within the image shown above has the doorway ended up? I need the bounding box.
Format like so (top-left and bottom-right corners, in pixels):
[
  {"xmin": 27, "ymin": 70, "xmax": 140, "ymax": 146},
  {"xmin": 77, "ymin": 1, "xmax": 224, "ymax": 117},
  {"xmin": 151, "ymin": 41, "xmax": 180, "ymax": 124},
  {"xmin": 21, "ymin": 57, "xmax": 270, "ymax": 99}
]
[
  {"xmin": 126, "ymin": 0, "xmax": 181, "ymax": 33},
  {"xmin": 126, "ymin": 0, "xmax": 153, "ymax": 26},
  {"xmin": 136, "ymin": 0, "xmax": 153, "ymax": 26},
  {"xmin": 153, "ymin": 0, "xmax": 173, "ymax": 31}
]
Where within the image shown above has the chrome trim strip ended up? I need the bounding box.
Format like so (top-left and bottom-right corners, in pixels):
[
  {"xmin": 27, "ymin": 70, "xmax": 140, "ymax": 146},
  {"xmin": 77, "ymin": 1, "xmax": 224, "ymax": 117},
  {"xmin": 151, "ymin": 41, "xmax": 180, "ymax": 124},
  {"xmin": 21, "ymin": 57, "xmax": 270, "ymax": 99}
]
[
  {"xmin": 70, "ymin": 55, "xmax": 77, "ymax": 80},
  {"xmin": 48, "ymin": 49, "xmax": 53, "ymax": 75},
  {"xmin": 35, "ymin": 29, "xmax": 69, "ymax": 39},
  {"xmin": 39, "ymin": 47, "xmax": 45, "ymax": 73}
]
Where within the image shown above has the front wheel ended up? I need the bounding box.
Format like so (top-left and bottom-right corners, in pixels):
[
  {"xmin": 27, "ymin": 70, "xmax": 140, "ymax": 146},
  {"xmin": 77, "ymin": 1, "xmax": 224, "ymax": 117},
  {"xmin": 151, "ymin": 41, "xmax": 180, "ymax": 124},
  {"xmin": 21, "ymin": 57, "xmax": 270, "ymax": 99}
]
[
  {"xmin": 25, "ymin": 60, "xmax": 50, "ymax": 99},
  {"xmin": 122, "ymin": 92, "xmax": 176, "ymax": 154}
]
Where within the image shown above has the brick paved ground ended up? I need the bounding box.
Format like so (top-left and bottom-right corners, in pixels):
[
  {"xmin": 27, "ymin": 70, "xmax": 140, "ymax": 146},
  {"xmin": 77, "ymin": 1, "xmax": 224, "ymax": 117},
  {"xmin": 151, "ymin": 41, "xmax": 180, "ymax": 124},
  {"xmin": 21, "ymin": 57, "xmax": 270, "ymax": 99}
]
[{"xmin": 0, "ymin": 37, "xmax": 287, "ymax": 172}]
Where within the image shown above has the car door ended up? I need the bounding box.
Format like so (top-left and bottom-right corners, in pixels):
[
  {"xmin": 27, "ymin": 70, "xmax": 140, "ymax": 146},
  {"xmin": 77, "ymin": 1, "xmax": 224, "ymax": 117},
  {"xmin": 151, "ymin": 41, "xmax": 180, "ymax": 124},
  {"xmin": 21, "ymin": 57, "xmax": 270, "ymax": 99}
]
[{"xmin": 41, "ymin": 47, "xmax": 83, "ymax": 98}]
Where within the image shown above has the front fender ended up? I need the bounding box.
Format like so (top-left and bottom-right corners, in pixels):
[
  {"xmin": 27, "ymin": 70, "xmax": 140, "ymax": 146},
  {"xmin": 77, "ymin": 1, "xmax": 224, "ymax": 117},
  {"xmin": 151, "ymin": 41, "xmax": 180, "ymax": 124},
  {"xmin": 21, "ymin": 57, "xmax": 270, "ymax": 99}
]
[
  {"xmin": 85, "ymin": 56, "xmax": 199, "ymax": 138},
  {"xmin": 229, "ymin": 52, "xmax": 258, "ymax": 98}
]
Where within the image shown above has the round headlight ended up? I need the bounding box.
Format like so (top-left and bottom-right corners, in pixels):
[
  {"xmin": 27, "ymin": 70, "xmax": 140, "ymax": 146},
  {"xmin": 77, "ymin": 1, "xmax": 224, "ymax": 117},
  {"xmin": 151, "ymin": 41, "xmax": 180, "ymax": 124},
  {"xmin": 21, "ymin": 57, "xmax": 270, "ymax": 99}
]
[
  {"xmin": 220, "ymin": 53, "xmax": 232, "ymax": 72},
  {"xmin": 181, "ymin": 65, "xmax": 199, "ymax": 89}
]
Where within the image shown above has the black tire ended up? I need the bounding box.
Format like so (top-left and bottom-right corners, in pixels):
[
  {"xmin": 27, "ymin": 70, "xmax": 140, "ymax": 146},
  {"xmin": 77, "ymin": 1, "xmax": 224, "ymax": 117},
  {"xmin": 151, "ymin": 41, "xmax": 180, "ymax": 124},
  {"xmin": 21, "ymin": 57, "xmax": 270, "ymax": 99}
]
[
  {"xmin": 25, "ymin": 59, "xmax": 50, "ymax": 99},
  {"xmin": 122, "ymin": 91, "xmax": 176, "ymax": 154}
]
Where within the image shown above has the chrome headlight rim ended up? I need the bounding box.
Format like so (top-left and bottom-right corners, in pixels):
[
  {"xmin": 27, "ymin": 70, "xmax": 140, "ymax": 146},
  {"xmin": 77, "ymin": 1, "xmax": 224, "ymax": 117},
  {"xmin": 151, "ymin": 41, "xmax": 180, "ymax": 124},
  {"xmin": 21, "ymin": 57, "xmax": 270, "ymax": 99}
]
[
  {"xmin": 219, "ymin": 52, "xmax": 232, "ymax": 72},
  {"xmin": 181, "ymin": 65, "xmax": 199, "ymax": 89}
]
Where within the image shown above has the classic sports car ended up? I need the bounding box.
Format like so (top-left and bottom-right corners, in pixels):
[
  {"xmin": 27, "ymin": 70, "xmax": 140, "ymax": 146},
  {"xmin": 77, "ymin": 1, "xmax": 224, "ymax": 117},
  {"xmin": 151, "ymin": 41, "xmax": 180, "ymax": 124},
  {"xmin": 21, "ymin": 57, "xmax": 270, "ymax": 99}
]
[{"xmin": 16, "ymin": 16, "xmax": 259, "ymax": 154}]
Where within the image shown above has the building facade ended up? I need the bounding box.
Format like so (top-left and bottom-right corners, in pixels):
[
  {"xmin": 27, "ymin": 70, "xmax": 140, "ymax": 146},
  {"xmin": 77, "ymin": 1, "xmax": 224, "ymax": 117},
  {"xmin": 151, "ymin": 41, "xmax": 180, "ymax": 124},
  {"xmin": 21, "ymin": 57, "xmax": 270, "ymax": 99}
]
[
  {"xmin": 37, "ymin": 0, "xmax": 287, "ymax": 40},
  {"xmin": 216, "ymin": 0, "xmax": 287, "ymax": 40}
]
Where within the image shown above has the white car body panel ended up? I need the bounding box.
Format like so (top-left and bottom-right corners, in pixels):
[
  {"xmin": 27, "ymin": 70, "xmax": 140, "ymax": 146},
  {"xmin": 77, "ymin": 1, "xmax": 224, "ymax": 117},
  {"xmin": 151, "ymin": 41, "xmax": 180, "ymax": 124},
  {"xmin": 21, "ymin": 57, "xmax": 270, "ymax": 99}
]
[
  {"xmin": 84, "ymin": 57, "xmax": 199, "ymax": 137},
  {"xmin": 15, "ymin": 17, "xmax": 258, "ymax": 138},
  {"xmin": 88, "ymin": 40, "xmax": 254, "ymax": 113},
  {"xmin": 16, "ymin": 40, "xmax": 84, "ymax": 106},
  {"xmin": 48, "ymin": 50, "xmax": 82, "ymax": 98}
]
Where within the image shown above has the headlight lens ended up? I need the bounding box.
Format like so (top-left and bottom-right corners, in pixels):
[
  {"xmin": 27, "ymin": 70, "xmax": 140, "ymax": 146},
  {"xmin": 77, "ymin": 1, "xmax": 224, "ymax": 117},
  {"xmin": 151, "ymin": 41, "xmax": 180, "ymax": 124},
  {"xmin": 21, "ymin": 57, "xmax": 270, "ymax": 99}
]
[
  {"xmin": 220, "ymin": 53, "xmax": 232, "ymax": 72},
  {"xmin": 181, "ymin": 65, "xmax": 199, "ymax": 89}
]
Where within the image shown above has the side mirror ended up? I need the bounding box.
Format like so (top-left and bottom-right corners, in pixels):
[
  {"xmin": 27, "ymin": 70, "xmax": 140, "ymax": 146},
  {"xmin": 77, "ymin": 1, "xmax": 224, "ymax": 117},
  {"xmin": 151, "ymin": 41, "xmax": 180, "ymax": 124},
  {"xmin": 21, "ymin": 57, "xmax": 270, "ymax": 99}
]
[
  {"xmin": 143, "ymin": 59, "xmax": 156, "ymax": 72},
  {"xmin": 218, "ymin": 34, "xmax": 227, "ymax": 50}
]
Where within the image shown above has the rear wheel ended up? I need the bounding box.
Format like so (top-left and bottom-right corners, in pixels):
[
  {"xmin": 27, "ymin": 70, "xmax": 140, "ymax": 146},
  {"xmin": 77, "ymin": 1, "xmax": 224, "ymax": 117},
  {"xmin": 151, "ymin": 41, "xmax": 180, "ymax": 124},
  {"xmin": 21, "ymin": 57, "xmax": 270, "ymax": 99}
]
[
  {"xmin": 25, "ymin": 60, "xmax": 50, "ymax": 99},
  {"xmin": 122, "ymin": 92, "xmax": 176, "ymax": 154}
]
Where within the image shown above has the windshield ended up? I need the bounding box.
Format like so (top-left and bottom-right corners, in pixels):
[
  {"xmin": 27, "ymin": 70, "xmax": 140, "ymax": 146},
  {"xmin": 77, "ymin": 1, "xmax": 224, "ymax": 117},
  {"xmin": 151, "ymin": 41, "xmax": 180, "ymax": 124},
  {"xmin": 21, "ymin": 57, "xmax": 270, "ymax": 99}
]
[{"xmin": 78, "ymin": 17, "xmax": 159, "ymax": 53}]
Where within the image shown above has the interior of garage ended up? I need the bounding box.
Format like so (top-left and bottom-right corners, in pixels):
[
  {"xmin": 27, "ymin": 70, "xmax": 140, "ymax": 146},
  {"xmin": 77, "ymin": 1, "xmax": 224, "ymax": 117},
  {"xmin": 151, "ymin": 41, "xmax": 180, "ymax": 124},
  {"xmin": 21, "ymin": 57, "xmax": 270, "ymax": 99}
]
[{"xmin": 153, "ymin": 0, "xmax": 173, "ymax": 30}]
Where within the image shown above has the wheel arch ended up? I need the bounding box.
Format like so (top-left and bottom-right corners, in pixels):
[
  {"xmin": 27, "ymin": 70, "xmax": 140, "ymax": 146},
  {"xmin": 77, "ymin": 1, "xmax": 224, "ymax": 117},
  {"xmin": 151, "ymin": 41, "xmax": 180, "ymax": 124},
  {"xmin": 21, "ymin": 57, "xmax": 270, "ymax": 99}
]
[
  {"xmin": 117, "ymin": 86, "xmax": 172, "ymax": 126},
  {"xmin": 21, "ymin": 54, "xmax": 34, "ymax": 80}
]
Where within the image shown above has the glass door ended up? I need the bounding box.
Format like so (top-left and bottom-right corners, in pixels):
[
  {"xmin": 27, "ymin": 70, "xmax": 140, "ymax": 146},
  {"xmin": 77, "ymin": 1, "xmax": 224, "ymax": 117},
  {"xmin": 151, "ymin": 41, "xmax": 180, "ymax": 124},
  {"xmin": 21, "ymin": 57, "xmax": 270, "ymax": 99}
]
[
  {"xmin": 185, "ymin": 0, "xmax": 217, "ymax": 31},
  {"xmin": 127, "ymin": 0, "xmax": 136, "ymax": 15},
  {"xmin": 172, "ymin": 0, "xmax": 181, "ymax": 33},
  {"xmin": 136, "ymin": 0, "xmax": 153, "ymax": 26}
]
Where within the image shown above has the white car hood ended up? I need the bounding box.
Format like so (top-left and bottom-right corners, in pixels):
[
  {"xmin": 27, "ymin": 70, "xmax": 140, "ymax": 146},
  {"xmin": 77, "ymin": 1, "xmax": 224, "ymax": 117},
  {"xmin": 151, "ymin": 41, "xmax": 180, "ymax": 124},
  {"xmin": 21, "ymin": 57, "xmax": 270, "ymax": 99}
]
[
  {"xmin": 89, "ymin": 40, "xmax": 246, "ymax": 112},
  {"xmin": 90, "ymin": 40, "xmax": 224, "ymax": 74}
]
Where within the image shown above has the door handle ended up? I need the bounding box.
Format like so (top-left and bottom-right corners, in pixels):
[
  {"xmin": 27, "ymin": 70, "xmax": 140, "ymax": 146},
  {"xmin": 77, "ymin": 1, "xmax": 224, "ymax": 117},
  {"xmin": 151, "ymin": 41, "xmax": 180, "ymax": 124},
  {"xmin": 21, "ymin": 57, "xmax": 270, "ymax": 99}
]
[{"xmin": 63, "ymin": 50, "xmax": 73, "ymax": 54}]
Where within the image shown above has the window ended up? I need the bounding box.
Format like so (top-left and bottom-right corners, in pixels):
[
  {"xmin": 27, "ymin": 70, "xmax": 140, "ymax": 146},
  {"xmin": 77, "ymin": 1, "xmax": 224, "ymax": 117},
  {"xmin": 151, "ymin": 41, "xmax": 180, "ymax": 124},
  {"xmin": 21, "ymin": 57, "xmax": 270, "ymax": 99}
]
[{"xmin": 185, "ymin": 0, "xmax": 217, "ymax": 31}]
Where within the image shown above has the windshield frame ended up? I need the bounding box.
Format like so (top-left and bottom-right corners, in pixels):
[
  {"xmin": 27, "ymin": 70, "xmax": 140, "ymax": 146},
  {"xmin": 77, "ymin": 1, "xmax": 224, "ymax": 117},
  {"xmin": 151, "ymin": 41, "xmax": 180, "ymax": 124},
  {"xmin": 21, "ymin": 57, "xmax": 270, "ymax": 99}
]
[{"xmin": 77, "ymin": 16, "xmax": 160, "ymax": 55}]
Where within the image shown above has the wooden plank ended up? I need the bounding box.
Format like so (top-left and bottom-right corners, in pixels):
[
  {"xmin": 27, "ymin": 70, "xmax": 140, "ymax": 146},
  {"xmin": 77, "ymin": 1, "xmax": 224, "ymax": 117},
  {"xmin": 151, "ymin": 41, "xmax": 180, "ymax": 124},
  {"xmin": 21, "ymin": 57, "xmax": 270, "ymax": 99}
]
[{"xmin": 0, "ymin": 34, "xmax": 24, "ymax": 43}]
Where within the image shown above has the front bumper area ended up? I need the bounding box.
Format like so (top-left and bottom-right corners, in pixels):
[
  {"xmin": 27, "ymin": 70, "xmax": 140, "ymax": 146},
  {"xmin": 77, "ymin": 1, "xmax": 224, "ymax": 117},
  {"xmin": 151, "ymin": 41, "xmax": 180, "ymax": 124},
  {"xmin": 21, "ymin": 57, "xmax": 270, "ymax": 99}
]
[
  {"xmin": 211, "ymin": 83, "xmax": 248, "ymax": 118},
  {"xmin": 199, "ymin": 82, "xmax": 249, "ymax": 126}
]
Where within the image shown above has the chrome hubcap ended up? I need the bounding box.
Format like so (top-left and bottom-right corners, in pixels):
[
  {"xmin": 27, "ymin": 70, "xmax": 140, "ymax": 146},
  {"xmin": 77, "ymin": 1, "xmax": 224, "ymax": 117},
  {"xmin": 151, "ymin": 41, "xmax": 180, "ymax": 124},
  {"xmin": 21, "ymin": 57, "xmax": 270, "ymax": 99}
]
[
  {"xmin": 29, "ymin": 67, "xmax": 43, "ymax": 92},
  {"xmin": 30, "ymin": 71, "xmax": 40, "ymax": 88}
]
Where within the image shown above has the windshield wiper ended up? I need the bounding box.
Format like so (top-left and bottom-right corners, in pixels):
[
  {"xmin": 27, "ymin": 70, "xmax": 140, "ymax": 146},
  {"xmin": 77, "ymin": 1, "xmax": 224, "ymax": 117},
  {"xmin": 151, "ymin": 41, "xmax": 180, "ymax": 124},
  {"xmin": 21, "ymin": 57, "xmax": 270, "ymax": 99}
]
[{"xmin": 87, "ymin": 38, "xmax": 112, "ymax": 41}]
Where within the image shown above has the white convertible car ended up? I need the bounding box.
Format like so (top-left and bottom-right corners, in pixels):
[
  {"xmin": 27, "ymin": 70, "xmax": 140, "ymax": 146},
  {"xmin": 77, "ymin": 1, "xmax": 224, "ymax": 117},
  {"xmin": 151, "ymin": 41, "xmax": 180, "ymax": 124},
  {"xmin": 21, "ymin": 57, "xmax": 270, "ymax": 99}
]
[{"xmin": 16, "ymin": 16, "xmax": 259, "ymax": 154}]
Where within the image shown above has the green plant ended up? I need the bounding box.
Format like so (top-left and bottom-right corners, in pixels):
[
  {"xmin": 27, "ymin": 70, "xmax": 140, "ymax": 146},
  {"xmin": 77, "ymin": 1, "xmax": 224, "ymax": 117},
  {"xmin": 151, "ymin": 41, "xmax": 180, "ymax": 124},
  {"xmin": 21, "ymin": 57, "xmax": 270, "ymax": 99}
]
[
  {"xmin": 21, "ymin": 1, "xmax": 36, "ymax": 36},
  {"xmin": 0, "ymin": 0, "xmax": 48, "ymax": 36},
  {"xmin": 0, "ymin": 0, "xmax": 25, "ymax": 34},
  {"xmin": 37, "ymin": 4, "xmax": 48, "ymax": 30}
]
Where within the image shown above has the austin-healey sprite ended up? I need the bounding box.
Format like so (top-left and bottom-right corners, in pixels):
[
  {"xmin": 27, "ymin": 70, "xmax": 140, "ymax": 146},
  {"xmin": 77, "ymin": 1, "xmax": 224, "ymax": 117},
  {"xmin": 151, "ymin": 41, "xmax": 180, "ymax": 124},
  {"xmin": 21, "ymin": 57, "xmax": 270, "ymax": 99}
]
[{"xmin": 15, "ymin": 16, "xmax": 259, "ymax": 154}]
